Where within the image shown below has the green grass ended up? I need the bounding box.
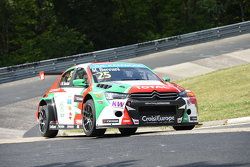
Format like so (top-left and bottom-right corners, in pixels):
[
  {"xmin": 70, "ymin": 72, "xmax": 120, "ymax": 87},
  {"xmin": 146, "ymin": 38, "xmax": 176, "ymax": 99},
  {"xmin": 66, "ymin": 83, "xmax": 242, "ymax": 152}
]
[{"xmin": 176, "ymin": 63, "xmax": 250, "ymax": 122}]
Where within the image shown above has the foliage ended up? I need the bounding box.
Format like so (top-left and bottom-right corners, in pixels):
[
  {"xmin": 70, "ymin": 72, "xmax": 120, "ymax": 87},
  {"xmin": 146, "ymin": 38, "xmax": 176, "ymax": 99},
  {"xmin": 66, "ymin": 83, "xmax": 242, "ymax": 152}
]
[{"xmin": 0, "ymin": 0, "xmax": 249, "ymax": 67}]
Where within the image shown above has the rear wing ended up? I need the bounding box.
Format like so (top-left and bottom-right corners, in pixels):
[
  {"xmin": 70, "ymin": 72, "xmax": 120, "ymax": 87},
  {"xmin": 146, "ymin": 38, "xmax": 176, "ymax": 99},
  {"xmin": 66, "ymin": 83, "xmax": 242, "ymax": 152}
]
[{"xmin": 39, "ymin": 71, "xmax": 63, "ymax": 80}]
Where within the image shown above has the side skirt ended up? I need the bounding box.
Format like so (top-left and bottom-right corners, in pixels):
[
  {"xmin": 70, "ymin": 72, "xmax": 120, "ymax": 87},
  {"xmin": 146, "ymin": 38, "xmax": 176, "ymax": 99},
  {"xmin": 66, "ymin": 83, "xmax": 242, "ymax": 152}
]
[{"xmin": 49, "ymin": 124, "xmax": 83, "ymax": 130}]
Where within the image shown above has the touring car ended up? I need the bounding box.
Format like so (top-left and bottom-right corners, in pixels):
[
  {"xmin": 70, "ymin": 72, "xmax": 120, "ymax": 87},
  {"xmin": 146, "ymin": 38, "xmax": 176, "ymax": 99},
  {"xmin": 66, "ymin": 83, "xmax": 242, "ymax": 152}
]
[{"xmin": 36, "ymin": 62, "xmax": 198, "ymax": 137}]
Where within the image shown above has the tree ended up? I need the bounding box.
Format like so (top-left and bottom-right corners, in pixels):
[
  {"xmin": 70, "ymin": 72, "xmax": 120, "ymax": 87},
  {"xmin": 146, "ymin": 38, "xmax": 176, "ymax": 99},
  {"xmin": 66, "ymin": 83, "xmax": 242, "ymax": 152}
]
[
  {"xmin": 0, "ymin": 0, "xmax": 249, "ymax": 67},
  {"xmin": 0, "ymin": 0, "xmax": 93, "ymax": 67}
]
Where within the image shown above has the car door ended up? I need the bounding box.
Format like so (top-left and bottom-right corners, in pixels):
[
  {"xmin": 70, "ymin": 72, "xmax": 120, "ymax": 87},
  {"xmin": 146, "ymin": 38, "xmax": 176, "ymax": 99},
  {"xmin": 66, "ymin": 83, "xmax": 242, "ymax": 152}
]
[
  {"xmin": 54, "ymin": 68, "xmax": 88, "ymax": 126},
  {"xmin": 66, "ymin": 67, "xmax": 89, "ymax": 126}
]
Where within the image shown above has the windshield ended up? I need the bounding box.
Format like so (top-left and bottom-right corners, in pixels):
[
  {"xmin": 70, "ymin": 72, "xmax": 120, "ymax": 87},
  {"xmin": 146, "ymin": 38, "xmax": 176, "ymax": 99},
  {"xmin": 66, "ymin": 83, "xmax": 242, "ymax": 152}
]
[{"xmin": 90, "ymin": 65, "xmax": 160, "ymax": 83}]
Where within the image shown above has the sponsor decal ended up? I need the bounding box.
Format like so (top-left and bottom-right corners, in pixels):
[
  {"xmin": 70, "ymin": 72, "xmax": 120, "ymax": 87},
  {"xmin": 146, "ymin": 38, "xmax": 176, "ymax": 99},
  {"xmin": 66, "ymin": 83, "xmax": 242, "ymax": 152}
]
[
  {"xmin": 132, "ymin": 119, "xmax": 139, "ymax": 125},
  {"xmin": 58, "ymin": 125, "xmax": 65, "ymax": 129},
  {"xmin": 49, "ymin": 125, "xmax": 57, "ymax": 129},
  {"xmin": 75, "ymin": 119, "xmax": 82, "ymax": 125},
  {"xmin": 67, "ymin": 98, "xmax": 72, "ymax": 104},
  {"xmin": 103, "ymin": 119, "xmax": 119, "ymax": 124},
  {"xmin": 112, "ymin": 101, "xmax": 125, "ymax": 108},
  {"xmin": 49, "ymin": 88, "xmax": 65, "ymax": 93},
  {"xmin": 59, "ymin": 102, "xmax": 66, "ymax": 117},
  {"xmin": 136, "ymin": 85, "xmax": 169, "ymax": 89},
  {"xmin": 57, "ymin": 125, "xmax": 82, "ymax": 129},
  {"xmin": 177, "ymin": 118, "xmax": 182, "ymax": 123},
  {"xmin": 94, "ymin": 93, "xmax": 103, "ymax": 98},
  {"xmin": 99, "ymin": 67, "xmax": 120, "ymax": 72},
  {"xmin": 122, "ymin": 120, "xmax": 131, "ymax": 123},
  {"xmin": 144, "ymin": 102, "xmax": 170, "ymax": 105},
  {"xmin": 69, "ymin": 112, "xmax": 72, "ymax": 120},
  {"xmin": 190, "ymin": 116, "xmax": 197, "ymax": 121},
  {"xmin": 67, "ymin": 125, "xmax": 74, "ymax": 129},
  {"xmin": 97, "ymin": 100, "xmax": 104, "ymax": 104},
  {"xmin": 74, "ymin": 114, "xmax": 82, "ymax": 125},
  {"xmin": 74, "ymin": 95, "xmax": 83, "ymax": 102},
  {"xmin": 59, "ymin": 103, "xmax": 64, "ymax": 112},
  {"xmin": 141, "ymin": 115, "xmax": 175, "ymax": 122},
  {"xmin": 92, "ymin": 67, "xmax": 121, "ymax": 73},
  {"xmin": 90, "ymin": 63, "xmax": 145, "ymax": 69},
  {"xmin": 67, "ymin": 106, "xmax": 72, "ymax": 111}
]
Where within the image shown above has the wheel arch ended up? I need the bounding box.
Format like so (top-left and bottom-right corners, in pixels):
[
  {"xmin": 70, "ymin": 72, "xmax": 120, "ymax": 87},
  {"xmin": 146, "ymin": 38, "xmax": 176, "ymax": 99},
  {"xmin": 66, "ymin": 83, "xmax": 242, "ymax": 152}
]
[
  {"xmin": 83, "ymin": 94, "xmax": 93, "ymax": 103},
  {"xmin": 38, "ymin": 98, "xmax": 58, "ymax": 122},
  {"xmin": 39, "ymin": 99, "xmax": 47, "ymax": 106}
]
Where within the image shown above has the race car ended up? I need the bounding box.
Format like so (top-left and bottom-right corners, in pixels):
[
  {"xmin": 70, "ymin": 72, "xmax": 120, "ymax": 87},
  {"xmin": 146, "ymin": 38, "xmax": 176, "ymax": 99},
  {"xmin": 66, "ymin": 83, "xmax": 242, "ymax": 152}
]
[{"xmin": 36, "ymin": 62, "xmax": 198, "ymax": 138}]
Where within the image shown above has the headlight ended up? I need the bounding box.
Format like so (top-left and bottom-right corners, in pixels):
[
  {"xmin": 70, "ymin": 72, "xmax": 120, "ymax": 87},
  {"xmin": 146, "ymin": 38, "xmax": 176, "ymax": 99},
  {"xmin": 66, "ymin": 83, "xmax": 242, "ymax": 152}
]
[
  {"xmin": 105, "ymin": 92, "xmax": 128, "ymax": 100},
  {"xmin": 179, "ymin": 91, "xmax": 188, "ymax": 97},
  {"xmin": 179, "ymin": 90, "xmax": 195, "ymax": 97}
]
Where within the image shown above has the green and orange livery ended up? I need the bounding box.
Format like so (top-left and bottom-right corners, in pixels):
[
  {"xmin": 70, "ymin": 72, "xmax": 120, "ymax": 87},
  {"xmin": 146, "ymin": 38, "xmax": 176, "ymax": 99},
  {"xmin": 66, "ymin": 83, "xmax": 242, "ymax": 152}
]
[{"xmin": 36, "ymin": 62, "xmax": 198, "ymax": 137}]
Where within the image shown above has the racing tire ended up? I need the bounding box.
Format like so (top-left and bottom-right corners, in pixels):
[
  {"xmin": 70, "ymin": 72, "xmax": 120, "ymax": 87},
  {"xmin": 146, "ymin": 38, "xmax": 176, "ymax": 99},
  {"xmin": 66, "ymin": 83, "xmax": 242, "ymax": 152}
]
[
  {"xmin": 173, "ymin": 125, "xmax": 195, "ymax": 131},
  {"xmin": 119, "ymin": 128, "xmax": 137, "ymax": 136},
  {"xmin": 38, "ymin": 105, "xmax": 58, "ymax": 138},
  {"xmin": 83, "ymin": 99, "xmax": 106, "ymax": 137}
]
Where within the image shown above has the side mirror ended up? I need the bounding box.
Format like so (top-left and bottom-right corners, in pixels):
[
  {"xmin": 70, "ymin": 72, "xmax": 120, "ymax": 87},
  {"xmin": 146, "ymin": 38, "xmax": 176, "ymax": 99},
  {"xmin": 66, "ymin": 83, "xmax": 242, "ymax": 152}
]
[
  {"xmin": 163, "ymin": 76, "xmax": 171, "ymax": 82},
  {"xmin": 73, "ymin": 79, "xmax": 88, "ymax": 87}
]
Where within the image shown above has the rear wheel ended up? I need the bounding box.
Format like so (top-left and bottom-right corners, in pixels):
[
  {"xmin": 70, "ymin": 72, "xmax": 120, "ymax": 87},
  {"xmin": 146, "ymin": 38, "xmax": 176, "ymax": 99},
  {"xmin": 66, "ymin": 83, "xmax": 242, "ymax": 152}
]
[
  {"xmin": 119, "ymin": 128, "xmax": 137, "ymax": 136},
  {"xmin": 38, "ymin": 105, "xmax": 58, "ymax": 138},
  {"xmin": 83, "ymin": 99, "xmax": 106, "ymax": 137},
  {"xmin": 173, "ymin": 125, "xmax": 195, "ymax": 131}
]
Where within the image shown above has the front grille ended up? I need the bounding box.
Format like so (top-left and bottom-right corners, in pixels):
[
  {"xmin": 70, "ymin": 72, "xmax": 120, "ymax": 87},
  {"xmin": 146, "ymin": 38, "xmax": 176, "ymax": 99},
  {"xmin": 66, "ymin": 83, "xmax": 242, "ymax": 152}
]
[
  {"xmin": 138, "ymin": 106, "xmax": 176, "ymax": 116},
  {"xmin": 138, "ymin": 105, "xmax": 176, "ymax": 125},
  {"xmin": 130, "ymin": 91, "xmax": 178, "ymax": 100}
]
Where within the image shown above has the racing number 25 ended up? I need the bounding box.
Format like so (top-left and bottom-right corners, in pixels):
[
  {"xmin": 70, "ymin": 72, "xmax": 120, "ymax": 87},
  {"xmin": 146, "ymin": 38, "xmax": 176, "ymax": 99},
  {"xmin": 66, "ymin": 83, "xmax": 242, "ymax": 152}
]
[{"xmin": 97, "ymin": 72, "xmax": 111, "ymax": 80}]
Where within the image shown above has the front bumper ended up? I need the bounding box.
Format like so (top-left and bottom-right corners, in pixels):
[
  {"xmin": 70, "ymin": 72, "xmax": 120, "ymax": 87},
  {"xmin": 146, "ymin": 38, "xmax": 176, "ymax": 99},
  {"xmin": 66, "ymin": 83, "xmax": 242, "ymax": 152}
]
[
  {"xmin": 97, "ymin": 96, "xmax": 198, "ymax": 128},
  {"xmin": 126, "ymin": 97, "xmax": 186, "ymax": 126}
]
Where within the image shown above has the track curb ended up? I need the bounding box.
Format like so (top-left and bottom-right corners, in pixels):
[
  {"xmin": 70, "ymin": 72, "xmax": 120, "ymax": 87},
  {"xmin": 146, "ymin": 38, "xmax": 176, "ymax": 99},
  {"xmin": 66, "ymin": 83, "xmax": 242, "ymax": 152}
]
[{"xmin": 199, "ymin": 116, "xmax": 250, "ymax": 127}]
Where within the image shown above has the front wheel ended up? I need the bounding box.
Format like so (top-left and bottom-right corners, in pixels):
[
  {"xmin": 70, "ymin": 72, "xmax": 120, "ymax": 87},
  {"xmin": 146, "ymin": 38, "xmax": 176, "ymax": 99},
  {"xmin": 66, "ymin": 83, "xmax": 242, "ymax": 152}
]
[
  {"xmin": 173, "ymin": 125, "xmax": 195, "ymax": 131},
  {"xmin": 119, "ymin": 128, "xmax": 137, "ymax": 136},
  {"xmin": 38, "ymin": 105, "xmax": 58, "ymax": 138},
  {"xmin": 82, "ymin": 99, "xmax": 106, "ymax": 137}
]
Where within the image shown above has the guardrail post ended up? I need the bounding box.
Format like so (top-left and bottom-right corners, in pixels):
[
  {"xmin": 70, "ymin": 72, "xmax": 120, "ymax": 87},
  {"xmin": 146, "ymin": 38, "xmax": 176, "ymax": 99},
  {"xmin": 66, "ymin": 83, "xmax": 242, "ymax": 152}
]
[
  {"xmin": 93, "ymin": 53, "xmax": 97, "ymax": 62},
  {"xmin": 217, "ymin": 29, "xmax": 220, "ymax": 38},
  {"xmin": 114, "ymin": 51, "xmax": 117, "ymax": 60},
  {"xmin": 155, "ymin": 41, "xmax": 159, "ymax": 51}
]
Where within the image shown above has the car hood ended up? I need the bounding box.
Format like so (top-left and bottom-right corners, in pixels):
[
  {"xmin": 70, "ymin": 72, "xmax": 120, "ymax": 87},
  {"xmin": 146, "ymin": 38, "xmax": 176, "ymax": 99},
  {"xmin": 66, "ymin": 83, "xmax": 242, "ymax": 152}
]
[{"xmin": 110, "ymin": 80, "xmax": 182, "ymax": 93}]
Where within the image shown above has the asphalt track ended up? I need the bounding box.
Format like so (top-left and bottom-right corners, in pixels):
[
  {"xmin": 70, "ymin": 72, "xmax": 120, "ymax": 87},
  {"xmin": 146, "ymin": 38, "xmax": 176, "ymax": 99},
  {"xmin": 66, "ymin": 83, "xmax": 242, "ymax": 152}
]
[{"xmin": 0, "ymin": 123, "xmax": 250, "ymax": 167}]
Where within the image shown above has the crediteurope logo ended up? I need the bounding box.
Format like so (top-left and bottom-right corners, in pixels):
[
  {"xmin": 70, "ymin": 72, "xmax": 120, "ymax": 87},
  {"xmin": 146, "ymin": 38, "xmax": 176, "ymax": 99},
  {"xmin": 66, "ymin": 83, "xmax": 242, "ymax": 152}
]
[{"xmin": 142, "ymin": 115, "xmax": 175, "ymax": 122}]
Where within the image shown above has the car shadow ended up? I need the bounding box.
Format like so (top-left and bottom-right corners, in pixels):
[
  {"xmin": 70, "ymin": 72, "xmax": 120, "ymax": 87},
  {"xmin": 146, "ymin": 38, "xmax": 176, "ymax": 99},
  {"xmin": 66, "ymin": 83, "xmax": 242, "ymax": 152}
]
[
  {"xmin": 23, "ymin": 124, "xmax": 41, "ymax": 138},
  {"xmin": 34, "ymin": 160, "xmax": 139, "ymax": 167},
  {"xmin": 24, "ymin": 124, "xmax": 174, "ymax": 139},
  {"xmin": 55, "ymin": 130, "xmax": 164, "ymax": 139}
]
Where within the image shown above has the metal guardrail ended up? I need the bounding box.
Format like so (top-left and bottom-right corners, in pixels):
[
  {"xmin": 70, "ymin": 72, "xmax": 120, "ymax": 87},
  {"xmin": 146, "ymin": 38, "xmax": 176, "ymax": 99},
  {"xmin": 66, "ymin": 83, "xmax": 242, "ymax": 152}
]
[{"xmin": 0, "ymin": 21, "xmax": 250, "ymax": 84}]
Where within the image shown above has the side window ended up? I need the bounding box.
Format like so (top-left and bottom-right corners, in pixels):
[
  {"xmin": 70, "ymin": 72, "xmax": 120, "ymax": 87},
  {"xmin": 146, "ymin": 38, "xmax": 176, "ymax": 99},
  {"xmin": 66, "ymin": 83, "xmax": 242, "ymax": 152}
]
[
  {"xmin": 60, "ymin": 69, "xmax": 75, "ymax": 86},
  {"xmin": 73, "ymin": 68, "xmax": 88, "ymax": 84}
]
